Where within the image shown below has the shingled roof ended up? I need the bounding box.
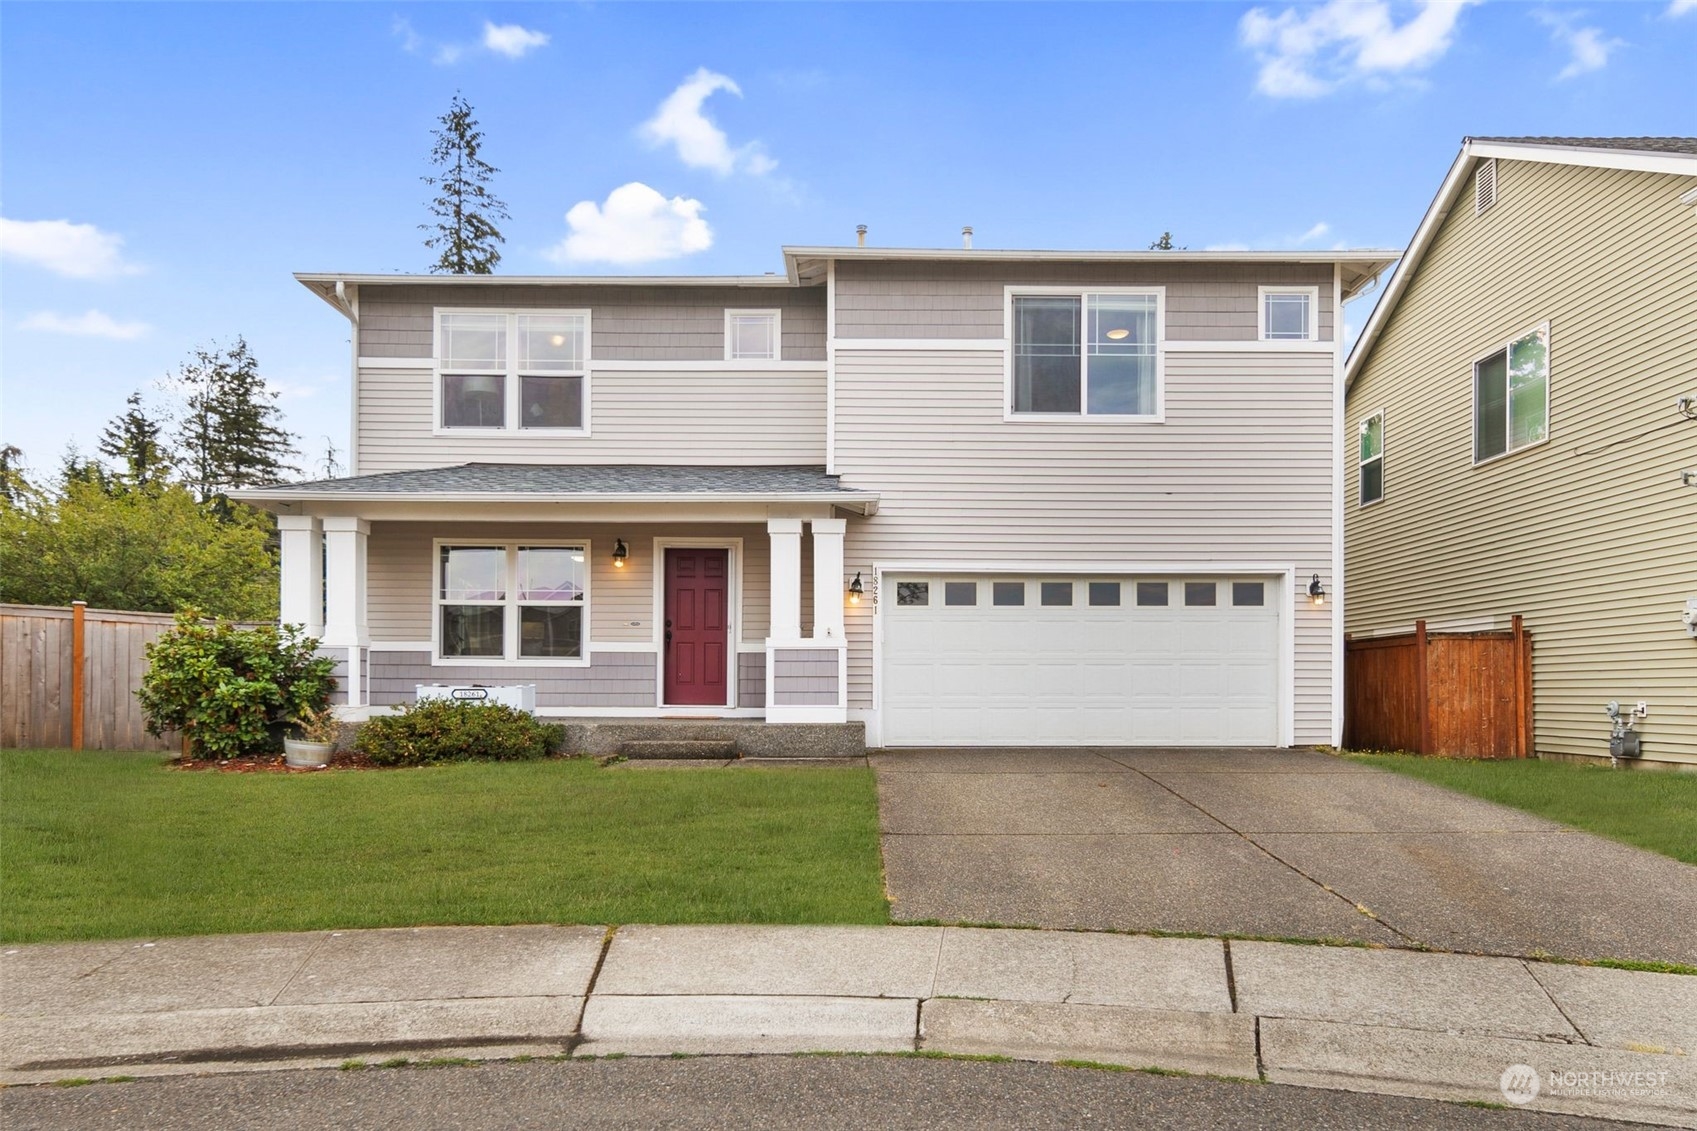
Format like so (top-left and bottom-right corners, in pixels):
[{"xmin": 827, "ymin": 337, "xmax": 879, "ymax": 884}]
[
  {"xmin": 1470, "ymin": 137, "xmax": 1697, "ymax": 155},
  {"xmin": 234, "ymin": 464, "xmax": 879, "ymax": 511}
]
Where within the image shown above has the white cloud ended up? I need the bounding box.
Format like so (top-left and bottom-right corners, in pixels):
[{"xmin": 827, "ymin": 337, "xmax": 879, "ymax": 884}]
[
  {"xmin": 1669, "ymin": 0, "xmax": 1696, "ymax": 15},
  {"xmin": 483, "ymin": 21, "xmax": 549, "ymax": 58},
  {"xmin": 640, "ymin": 68, "xmax": 776, "ymax": 176},
  {"xmin": 1296, "ymin": 221, "xmax": 1331, "ymax": 243},
  {"xmin": 0, "ymin": 218, "xmax": 143, "ymax": 279},
  {"xmin": 1239, "ymin": 0, "xmax": 1479, "ymax": 98},
  {"xmin": 392, "ymin": 15, "xmax": 422, "ymax": 54},
  {"xmin": 20, "ymin": 309, "xmax": 150, "ymax": 340},
  {"xmin": 547, "ymin": 182, "xmax": 713, "ymax": 265},
  {"xmin": 1536, "ymin": 11, "xmax": 1624, "ymax": 79}
]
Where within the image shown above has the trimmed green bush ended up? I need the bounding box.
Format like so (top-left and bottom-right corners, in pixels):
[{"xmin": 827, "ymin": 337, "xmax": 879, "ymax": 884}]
[
  {"xmin": 137, "ymin": 610, "xmax": 337, "ymax": 760},
  {"xmin": 353, "ymin": 700, "xmax": 564, "ymax": 766}
]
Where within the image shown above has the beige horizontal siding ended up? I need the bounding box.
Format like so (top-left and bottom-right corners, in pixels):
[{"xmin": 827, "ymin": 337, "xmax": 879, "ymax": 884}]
[
  {"xmin": 368, "ymin": 521, "xmax": 779, "ymax": 647},
  {"xmin": 357, "ymin": 284, "xmax": 825, "ymax": 361},
  {"xmin": 834, "ymin": 347, "xmax": 1339, "ymax": 743},
  {"xmin": 1346, "ymin": 158, "xmax": 1697, "ymax": 765},
  {"xmin": 355, "ymin": 366, "xmax": 825, "ymax": 474},
  {"xmin": 834, "ymin": 260, "xmax": 1334, "ymax": 342}
]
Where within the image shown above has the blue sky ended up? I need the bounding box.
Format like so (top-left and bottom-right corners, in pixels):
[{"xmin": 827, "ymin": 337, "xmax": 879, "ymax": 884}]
[{"xmin": 2, "ymin": 1, "xmax": 1692, "ymax": 477}]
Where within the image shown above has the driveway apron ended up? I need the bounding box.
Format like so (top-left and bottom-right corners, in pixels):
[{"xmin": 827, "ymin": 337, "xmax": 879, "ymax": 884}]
[{"xmin": 871, "ymin": 748, "xmax": 1697, "ymax": 964}]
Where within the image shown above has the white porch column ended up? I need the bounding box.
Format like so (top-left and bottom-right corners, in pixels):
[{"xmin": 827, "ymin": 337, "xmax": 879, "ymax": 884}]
[
  {"xmin": 810, "ymin": 518, "xmax": 846, "ymax": 641},
  {"xmin": 275, "ymin": 515, "xmax": 323, "ymax": 638},
  {"xmin": 321, "ymin": 518, "xmax": 370, "ymax": 647},
  {"xmin": 767, "ymin": 518, "xmax": 803, "ymax": 642}
]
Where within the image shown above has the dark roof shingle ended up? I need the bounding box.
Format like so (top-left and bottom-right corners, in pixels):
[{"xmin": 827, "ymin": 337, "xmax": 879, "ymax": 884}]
[
  {"xmin": 243, "ymin": 463, "xmax": 865, "ymax": 498},
  {"xmin": 1471, "ymin": 136, "xmax": 1697, "ymax": 155}
]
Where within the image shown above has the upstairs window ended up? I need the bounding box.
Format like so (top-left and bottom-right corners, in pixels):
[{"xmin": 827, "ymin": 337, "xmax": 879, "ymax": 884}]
[
  {"xmin": 1010, "ymin": 289, "xmax": 1162, "ymax": 418},
  {"xmin": 437, "ymin": 310, "xmax": 588, "ymax": 432},
  {"xmin": 726, "ymin": 309, "xmax": 780, "ymax": 361},
  {"xmin": 1260, "ymin": 287, "xmax": 1318, "ymax": 341},
  {"xmin": 1473, "ymin": 324, "xmax": 1549, "ymax": 464},
  {"xmin": 1359, "ymin": 411, "xmax": 1385, "ymax": 505}
]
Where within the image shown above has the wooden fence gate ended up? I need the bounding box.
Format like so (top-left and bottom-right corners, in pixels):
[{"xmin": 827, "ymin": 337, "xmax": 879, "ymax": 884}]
[
  {"xmin": 1, "ymin": 603, "xmax": 195, "ymax": 750},
  {"xmin": 1344, "ymin": 616, "xmax": 1534, "ymax": 759}
]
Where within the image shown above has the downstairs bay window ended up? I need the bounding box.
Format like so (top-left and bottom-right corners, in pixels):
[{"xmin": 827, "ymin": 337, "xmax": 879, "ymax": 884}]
[{"xmin": 437, "ymin": 543, "xmax": 587, "ymax": 662}]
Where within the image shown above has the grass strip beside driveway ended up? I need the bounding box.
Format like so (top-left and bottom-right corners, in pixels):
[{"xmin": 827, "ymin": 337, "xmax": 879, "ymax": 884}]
[
  {"xmin": 1, "ymin": 751, "xmax": 888, "ymax": 943},
  {"xmin": 1347, "ymin": 752, "xmax": 1697, "ymax": 865}
]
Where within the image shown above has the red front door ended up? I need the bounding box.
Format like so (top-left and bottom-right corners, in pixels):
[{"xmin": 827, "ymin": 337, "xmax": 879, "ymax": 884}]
[{"xmin": 664, "ymin": 548, "xmax": 730, "ymax": 706}]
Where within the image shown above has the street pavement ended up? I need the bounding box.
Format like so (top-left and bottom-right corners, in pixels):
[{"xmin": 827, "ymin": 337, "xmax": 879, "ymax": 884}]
[
  {"xmin": 872, "ymin": 747, "xmax": 1697, "ymax": 964},
  {"xmin": 4, "ymin": 924, "xmax": 1693, "ymax": 1126},
  {"xmin": 0, "ymin": 1055, "xmax": 1659, "ymax": 1131}
]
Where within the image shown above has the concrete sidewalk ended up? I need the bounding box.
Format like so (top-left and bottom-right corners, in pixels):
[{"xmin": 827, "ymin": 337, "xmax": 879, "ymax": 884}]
[{"xmin": 4, "ymin": 925, "xmax": 1692, "ymax": 1127}]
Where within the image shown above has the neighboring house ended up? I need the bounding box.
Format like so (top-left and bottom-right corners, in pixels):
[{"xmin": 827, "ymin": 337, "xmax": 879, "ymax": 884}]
[
  {"xmin": 236, "ymin": 242, "xmax": 1397, "ymax": 748},
  {"xmin": 1345, "ymin": 137, "xmax": 1697, "ymax": 770}
]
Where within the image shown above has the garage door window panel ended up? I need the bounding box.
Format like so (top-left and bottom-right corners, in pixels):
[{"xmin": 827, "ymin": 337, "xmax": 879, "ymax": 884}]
[
  {"xmin": 1088, "ymin": 581, "xmax": 1121, "ymax": 606},
  {"xmin": 1040, "ymin": 581, "xmax": 1073, "ymax": 606},
  {"xmin": 1136, "ymin": 581, "xmax": 1169, "ymax": 607},
  {"xmin": 944, "ymin": 581, "xmax": 977, "ymax": 607},
  {"xmin": 896, "ymin": 581, "xmax": 930, "ymax": 606},
  {"xmin": 1185, "ymin": 582, "xmax": 1217, "ymax": 607},
  {"xmin": 993, "ymin": 581, "xmax": 1025, "ymax": 606}
]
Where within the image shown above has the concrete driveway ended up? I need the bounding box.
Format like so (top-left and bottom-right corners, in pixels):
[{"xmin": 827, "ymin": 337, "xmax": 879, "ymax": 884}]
[{"xmin": 872, "ymin": 747, "xmax": 1697, "ymax": 965}]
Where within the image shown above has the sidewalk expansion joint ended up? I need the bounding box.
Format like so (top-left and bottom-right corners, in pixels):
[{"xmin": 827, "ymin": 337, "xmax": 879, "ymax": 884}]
[
  {"xmin": 567, "ymin": 925, "xmax": 619, "ymax": 1053},
  {"xmin": 266, "ymin": 931, "xmax": 331, "ymax": 1007},
  {"xmin": 1222, "ymin": 938, "xmax": 1239, "ymax": 1013},
  {"xmin": 1252, "ymin": 1015, "xmax": 1267, "ymax": 1082},
  {"xmin": 1521, "ymin": 958, "xmax": 1595, "ymax": 1046}
]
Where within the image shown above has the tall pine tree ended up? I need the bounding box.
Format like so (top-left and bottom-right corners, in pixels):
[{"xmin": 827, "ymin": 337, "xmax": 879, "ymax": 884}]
[
  {"xmin": 421, "ymin": 93, "xmax": 509, "ymax": 274},
  {"xmin": 98, "ymin": 391, "xmax": 172, "ymax": 493},
  {"xmin": 169, "ymin": 337, "xmax": 297, "ymax": 506}
]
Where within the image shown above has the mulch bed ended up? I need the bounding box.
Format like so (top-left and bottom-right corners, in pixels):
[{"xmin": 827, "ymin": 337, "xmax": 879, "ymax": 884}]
[{"xmin": 172, "ymin": 751, "xmax": 379, "ymax": 773}]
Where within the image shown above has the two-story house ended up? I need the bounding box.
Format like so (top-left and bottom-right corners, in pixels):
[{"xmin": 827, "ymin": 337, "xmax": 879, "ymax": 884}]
[
  {"xmin": 237, "ymin": 242, "xmax": 1396, "ymax": 749},
  {"xmin": 1344, "ymin": 137, "xmax": 1697, "ymax": 770}
]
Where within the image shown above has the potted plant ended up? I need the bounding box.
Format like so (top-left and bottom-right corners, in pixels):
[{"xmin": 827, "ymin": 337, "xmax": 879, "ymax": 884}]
[{"xmin": 284, "ymin": 706, "xmax": 340, "ymax": 768}]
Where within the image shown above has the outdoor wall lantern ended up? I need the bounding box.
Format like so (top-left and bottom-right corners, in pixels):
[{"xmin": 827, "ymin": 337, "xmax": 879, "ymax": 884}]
[
  {"xmin": 612, "ymin": 539, "xmax": 629, "ymax": 569},
  {"xmin": 1308, "ymin": 573, "xmax": 1326, "ymax": 606},
  {"xmin": 848, "ymin": 572, "xmax": 864, "ymax": 604}
]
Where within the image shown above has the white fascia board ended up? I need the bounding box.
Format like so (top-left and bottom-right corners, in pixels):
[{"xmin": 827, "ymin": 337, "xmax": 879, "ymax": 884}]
[
  {"xmin": 1465, "ymin": 140, "xmax": 1697, "ymax": 178},
  {"xmin": 294, "ymin": 272, "xmax": 800, "ymax": 288}
]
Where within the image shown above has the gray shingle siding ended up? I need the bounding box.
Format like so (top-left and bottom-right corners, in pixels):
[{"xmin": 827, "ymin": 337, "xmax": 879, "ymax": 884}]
[{"xmin": 772, "ymin": 648, "xmax": 839, "ymax": 707}]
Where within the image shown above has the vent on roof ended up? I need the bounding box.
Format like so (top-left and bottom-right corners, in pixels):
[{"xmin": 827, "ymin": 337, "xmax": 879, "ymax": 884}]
[{"xmin": 1475, "ymin": 158, "xmax": 1498, "ymax": 215}]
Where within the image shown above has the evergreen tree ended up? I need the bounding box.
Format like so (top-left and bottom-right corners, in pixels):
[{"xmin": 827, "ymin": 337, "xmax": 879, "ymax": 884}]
[
  {"xmin": 98, "ymin": 391, "xmax": 172, "ymax": 493},
  {"xmin": 421, "ymin": 93, "xmax": 509, "ymax": 274},
  {"xmin": 169, "ymin": 338, "xmax": 297, "ymax": 506},
  {"xmin": 0, "ymin": 444, "xmax": 32, "ymax": 507},
  {"xmin": 57, "ymin": 442, "xmax": 112, "ymax": 495}
]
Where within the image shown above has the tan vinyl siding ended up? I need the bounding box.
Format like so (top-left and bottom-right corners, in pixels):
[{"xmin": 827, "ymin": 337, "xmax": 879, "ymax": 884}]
[
  {"xmin": 357, "ymin": 284, "xmax": 825, "ymax": 361},
  {"xmin": 833, "ymin": 260, "xmax": 1334, "ymax": 341},
  {"xmin": 354, "ymin": 366, "xmax": 825, "ymax": 473},
  {"xmin": 1345, "ymin": 159, "xmax": 1697, "ymax": 766},
  {"xmin": 367, "ymin": 521, "xmax": 775, "ymax": 648},
  {"xmin": 835, "ymin": 346, "xmax": 1339, "ymax": 743}
]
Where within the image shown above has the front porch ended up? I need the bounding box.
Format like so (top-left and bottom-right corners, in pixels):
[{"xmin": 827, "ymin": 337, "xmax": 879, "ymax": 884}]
[{"xmin": 241, "ymin": 464, "xmax": 878, "ymax": 730}]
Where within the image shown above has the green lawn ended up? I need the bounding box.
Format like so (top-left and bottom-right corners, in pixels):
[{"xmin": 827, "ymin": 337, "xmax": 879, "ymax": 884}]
[
  {"xmin": 0, "ymin": 751, "xmax": 889, "ymax": 943},
  {"xmin": 1348, "ymin": 752, "xmax": 1697, "ymax": 865}
]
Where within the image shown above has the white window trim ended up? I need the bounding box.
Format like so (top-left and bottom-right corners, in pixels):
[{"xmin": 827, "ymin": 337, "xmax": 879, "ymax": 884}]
[
  {"xmin": 651, "ymin": 537, "xmax": 743, "ymax": 709},
  {"xmin": 1002, "ymin": 285, "xmax": 1166, "ymax": 424},
  {"xmin": 432, "ymin": 539, "xmax": 592, "ymax": 666},
  {"xmin": 1358, "ymin": 409, "xmax": 1385, "ymax": 507},
  {"xmin": 1257, "ymin": 286, "xmax": 1320, "ymax": 342},
  {"xmin": 1471, "ymin": 321, "xmax": 1551, "ymax": 467},
  {"xmin": 432, "ymin": 308, "xmax": 592, "ymax": 437},
  {"xmin": 724, "ymin": 308, "xmax": 782, "ymax": 362}
]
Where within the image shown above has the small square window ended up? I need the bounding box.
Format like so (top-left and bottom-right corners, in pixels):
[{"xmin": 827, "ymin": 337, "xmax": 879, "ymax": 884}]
[
  {"xmin": 1261, "ymin": 290, "xmax": 1314, "ymax": 341},
  {"xmin": 1185, "ymin": 582, "xmax": 1217, "ymax": 607},
  {"xmin": 1232, "ymin": 582, "xmax": 1265, "ymax": 607},
  {"xmin": 896, "ymin": 581, "xmax": 929, "ymax": 606},
  {"xmin": 727, "ymin": 310, "xmax": 779, "ymax": 361},
  {"xmin": 1088, "ymin": 581, "xmax": 1121, "ymax": 607},
  {"xmin": 944, "ymin": 581, "xmax": 977, "ymax": 607},
  {"xmin": 1135, "ymin": 581, "xmax": 1168, "ymax": 607},
  {"xmin": 993, "ymin": 581, "xmax": 1025, "ymax": 606},
  {"xmin": 1040, "ymin": 581, "xmax": 1073, "ymax": 606}
]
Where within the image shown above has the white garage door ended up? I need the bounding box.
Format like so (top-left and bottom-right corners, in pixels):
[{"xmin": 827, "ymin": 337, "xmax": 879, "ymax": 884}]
[{"xmin": 881, "ymin": 574, "xmax": 1282, "ymax": 747}]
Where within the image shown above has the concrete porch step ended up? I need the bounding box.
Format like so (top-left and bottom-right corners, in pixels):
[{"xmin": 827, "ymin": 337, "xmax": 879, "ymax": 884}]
[{"xmin": 620, "ymin": 740, "xmax": 739, "ymax": 761}]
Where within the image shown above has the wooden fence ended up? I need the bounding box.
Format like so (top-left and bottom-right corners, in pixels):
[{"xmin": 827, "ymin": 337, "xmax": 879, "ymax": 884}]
[
  {"xmin": 1344, "ymin": 616, "xmax": 1534, "ymax": 759},
  {"xmin": 0, "ymin": 603, "xmax": 266, "ymax": 751}
]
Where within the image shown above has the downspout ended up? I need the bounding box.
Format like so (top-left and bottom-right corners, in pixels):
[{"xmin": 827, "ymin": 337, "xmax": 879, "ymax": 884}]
[{"xmin": 332, "ymin": 280, "xmax": 359, "ymax": 475}]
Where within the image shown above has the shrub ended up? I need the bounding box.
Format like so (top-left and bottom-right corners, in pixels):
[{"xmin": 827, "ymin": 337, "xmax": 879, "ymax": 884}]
[
  {"xmin": 353, "ymin": 700, "xmax": 563, "ymax": 766},
  {"xmin": 138, "ymin": 610, "xmax": 337, "ymax": 760}
]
